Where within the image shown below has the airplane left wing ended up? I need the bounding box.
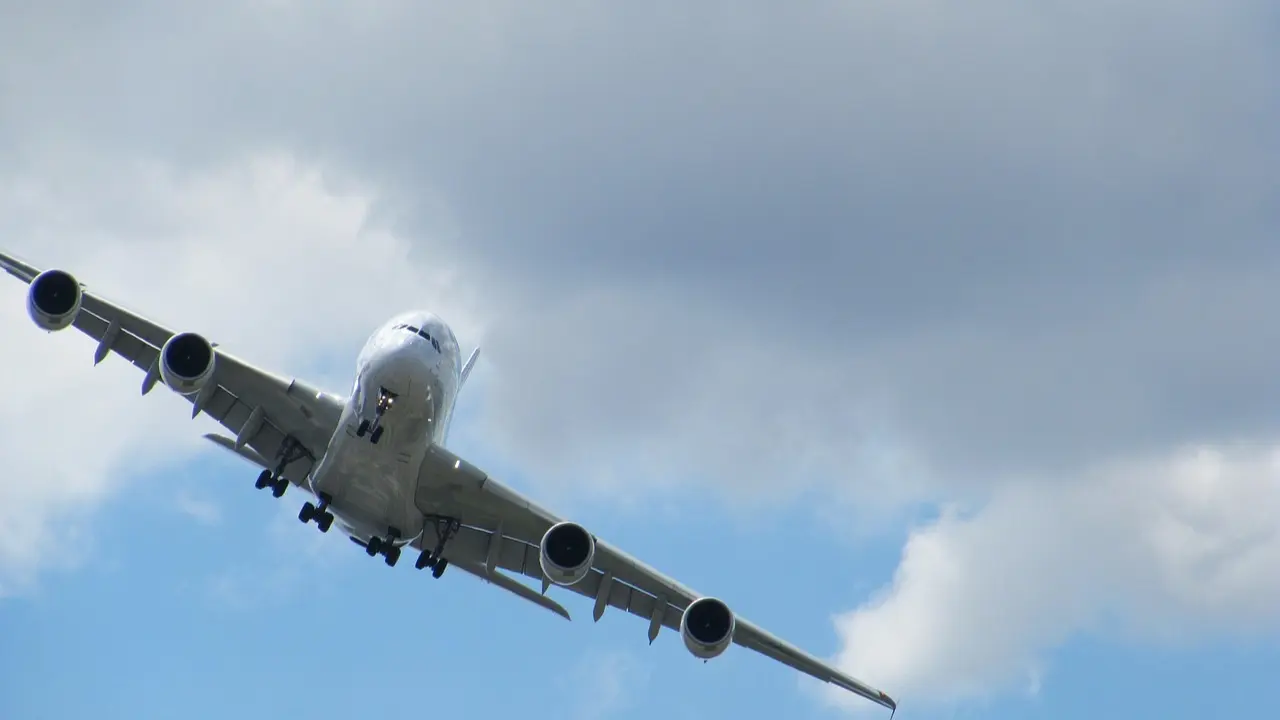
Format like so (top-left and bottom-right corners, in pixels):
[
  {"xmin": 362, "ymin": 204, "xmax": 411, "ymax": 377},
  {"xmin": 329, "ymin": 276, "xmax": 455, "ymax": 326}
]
[
  {"xmin": 412, "ymin": 444, "xmax": 898, "ymax": 714},
  {"xmin": 0, "ymin": 251, "xmax": 344, "ymax": 487}
]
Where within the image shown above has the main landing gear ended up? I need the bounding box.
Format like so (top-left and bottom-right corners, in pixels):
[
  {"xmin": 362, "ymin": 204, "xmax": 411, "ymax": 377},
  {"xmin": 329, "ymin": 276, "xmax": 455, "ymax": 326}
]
[
  {"xmin": 355, "ymin": 388, "xmax": 396, "ymax": 445},
  {"xmin": 253, "ymin": 436, "xmax": 309, "ymax": 498},
  {"xmin": 414, "ymin": 516, "xmax": 460, "ymax": 579},
  {"xmin": 365, "ymin": 527, "xmax": 404, "ymax": 567},
  {"xmin": 298, "ymin": 492, "xmax": 335, "ymax": 533}
]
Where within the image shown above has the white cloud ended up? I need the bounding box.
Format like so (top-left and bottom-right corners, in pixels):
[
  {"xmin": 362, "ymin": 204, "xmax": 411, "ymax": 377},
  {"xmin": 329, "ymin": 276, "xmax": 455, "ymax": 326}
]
[
  {"xmin": 825, "ymin": 442, "xmax": 1280, "ymax": 712},
  {"xmin": 0, "ymin": 151, "xmax": 474, "ymax": 592},
  {"xmin": 559, "ymin": 648, "xmax": 650, "ymax": 720},
  {"xmin": 175, "ymin": 492, "xmax": 222, "ymax": 527}
]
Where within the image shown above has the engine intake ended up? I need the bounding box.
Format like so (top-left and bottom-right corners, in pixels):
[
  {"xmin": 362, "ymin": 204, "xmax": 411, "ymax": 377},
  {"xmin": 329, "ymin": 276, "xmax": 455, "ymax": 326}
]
[
  {"xmin": 27, "ymin": 269, "xmax": 83, "ymax": 331},
  {"xmin": 160, "ymin": 332, "xmax": 217, "ymax": 395},
  {"xmin": 680, "ymin": 597, "xmax": 736, "ymax": 660},
  {"xmin": 539, "ymin": 521, "xmax": 596, "ymax": 586}
]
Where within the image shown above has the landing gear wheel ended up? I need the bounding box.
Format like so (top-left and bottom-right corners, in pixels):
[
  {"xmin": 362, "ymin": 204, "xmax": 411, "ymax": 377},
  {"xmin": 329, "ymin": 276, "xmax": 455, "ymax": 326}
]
[
  {"xmin": 260, "ymin": 435, "xmax": 311, "ymax": 500},
  {"xmin": 370, "ymin": 426, "xmax": 384, "ymax": 444},
  {"xmin": 431, "ymin": 559, "xmax": 448, "ymax": 578},
  {"xmin": 384, "ymin": 546, "xmax": 401, "ymax": 567},
  {"xmin": 299, "ymin": 501, "xmax": 316, "ymax": 524},
  {"xmin": 357, "ymin": 419, "xmax": 370, "ymax": 437},
  {"xmin": 415, "ymin": 551, "xmax": 435, "ymax": 571},
  {"xmin": 317, "ymin": 512, "xmax": 334, "ymax": 533},
  {"xmin": 366, "ymin": 536, "xmax": 382, "ymax": 557}
]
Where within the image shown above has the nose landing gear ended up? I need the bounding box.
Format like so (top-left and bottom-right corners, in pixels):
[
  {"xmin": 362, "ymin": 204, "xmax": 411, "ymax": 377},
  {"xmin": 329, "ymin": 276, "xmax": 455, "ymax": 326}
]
[{"xmin": 355, "ymin": 388, "xmax": 396, "ymax": 444}]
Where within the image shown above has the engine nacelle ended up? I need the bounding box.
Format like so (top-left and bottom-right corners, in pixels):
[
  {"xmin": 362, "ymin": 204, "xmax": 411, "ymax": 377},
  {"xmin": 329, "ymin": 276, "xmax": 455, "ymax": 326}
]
[
  {"xmin": 680, "ymin": 597, "xmax": 736, "ymax": 660},
  {"xmin": 27, "ymin": 269, "xmax": 83, "ymax": 331},
  {"xmin": 539, "ymin": 521, "xmax": 596, "ymax": 586},
  {"xmin": 159, "ymin": 332, "xmax": 217, "ymax": 395}
]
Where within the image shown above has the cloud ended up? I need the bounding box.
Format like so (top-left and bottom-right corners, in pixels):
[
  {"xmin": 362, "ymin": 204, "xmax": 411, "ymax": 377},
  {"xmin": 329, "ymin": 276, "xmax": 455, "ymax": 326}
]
[
  {"xmin": 559, "ymin": 648, "xmax": 650, "ymax": 720},
  {"xmin": 826, "ymin": 442, "xmax": 1280, "ymax": 711},
  {"xmin": 175, "ymin": 493, "xmax": 222, "ymax": 527},
  {"xmin": 204, "ymin": 498, "xmax": 350, "ymax": 610},
  {"xmin": 3, "ymin": 1, "xmax": 1276, "ymax": 497}
]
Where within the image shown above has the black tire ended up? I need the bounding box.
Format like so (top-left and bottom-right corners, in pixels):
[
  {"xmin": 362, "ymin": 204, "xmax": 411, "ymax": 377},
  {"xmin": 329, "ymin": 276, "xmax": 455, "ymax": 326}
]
[
  {"xmin": 317, "ymin": 512, "xmax": 333, "ymax": 533},
  {"xmin": 271, "ymin": 478, "xmax": 287, "ymax": 498},
  {"xmin": 299, "ymin": 502, "xmax": 315, "ymax": 524},
  {"xmin": 366, "ymin": 536, "xmax": 381, "ymax": 556},
  {"xmin": 255, "ymin": 470, "xmax": 272, "ymax": 490},
  {"xmin": 356, "ymin": 419, "xmax": 370, "ymax": 437},
  {"xmin": 384, "ymin": 546, "xmax": 401, "ymax": 567},
  {"xmin": 370, "ymin": 426, "xmax": 384, "ymax": 444},
  {"xmin": 431, "ymin": 559, "xmax": 448, "ymax": 579}
]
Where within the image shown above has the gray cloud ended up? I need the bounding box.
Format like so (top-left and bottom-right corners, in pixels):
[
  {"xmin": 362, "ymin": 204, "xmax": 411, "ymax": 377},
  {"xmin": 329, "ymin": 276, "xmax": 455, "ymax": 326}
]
[{"xmin": 4, "ymin": 1, "xmax": 1277, "ymax": 496}]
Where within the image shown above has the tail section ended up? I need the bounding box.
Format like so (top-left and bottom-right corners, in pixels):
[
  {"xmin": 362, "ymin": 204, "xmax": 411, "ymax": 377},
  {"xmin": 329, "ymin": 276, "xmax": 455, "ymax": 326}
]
[{"xmin": 460, "ymin": 346, "xmax": 480, "ymax": 387}]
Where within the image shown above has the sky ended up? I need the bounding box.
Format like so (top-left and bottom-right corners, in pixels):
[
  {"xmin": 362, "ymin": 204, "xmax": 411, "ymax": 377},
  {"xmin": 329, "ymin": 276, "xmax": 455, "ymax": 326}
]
[{"xmin": 1, "ymin": 1, "xmax": 1278, "ymax": 718}]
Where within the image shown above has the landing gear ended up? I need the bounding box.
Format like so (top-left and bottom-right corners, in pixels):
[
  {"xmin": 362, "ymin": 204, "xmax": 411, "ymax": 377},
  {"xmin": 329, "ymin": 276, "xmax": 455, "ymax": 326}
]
[
  {"xmin": 254, "ymin": 469, "xmax": 288, "ymax": 497},
  {"xmin": 355, "ymin": 388, "xmax": 395, "ymax": 445},
  {"xmin": 414, "ymin": 516, "xmax": 460, "ymax": 579},
  {"xmin": 364, "ymin": 527, "xmax": 403, "ymax": 567},
  {"xmin": 254, "ymin": 435, "xmax": 310, "ymax": 498},
  {"xmin": 299, "ymin": 493, "xmax": 335, "ymax": 533}
]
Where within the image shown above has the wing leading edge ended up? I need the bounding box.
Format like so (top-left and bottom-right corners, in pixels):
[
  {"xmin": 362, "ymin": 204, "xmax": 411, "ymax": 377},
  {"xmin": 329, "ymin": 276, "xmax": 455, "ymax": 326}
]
[{"xmin": 412, "ymin": 444, "xmax": 898, "ymax": 713}]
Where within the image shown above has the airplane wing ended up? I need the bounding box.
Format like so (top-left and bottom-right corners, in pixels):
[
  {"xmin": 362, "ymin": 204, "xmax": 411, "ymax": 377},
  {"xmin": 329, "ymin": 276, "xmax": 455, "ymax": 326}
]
[
  {"xmin": 412, "ymin": 444, "xmax": 898, "ymax": 714},
  {"xmin": 0, "ymin": 251, "xmax": 343, "ymax": 487}
]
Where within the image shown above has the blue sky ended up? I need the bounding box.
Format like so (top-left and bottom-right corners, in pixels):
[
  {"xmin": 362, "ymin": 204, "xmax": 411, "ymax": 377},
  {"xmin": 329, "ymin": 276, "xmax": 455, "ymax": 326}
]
[{"xmin": 2, "ymin": 2, "xmax": 1279, "ymax": 718}]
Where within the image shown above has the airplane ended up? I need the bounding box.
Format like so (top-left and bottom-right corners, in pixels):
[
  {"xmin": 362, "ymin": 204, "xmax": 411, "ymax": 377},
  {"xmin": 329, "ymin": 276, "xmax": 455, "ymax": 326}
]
[{"xmin": 1, "ymin": 250, "xmax": 897, "ymax": 715}]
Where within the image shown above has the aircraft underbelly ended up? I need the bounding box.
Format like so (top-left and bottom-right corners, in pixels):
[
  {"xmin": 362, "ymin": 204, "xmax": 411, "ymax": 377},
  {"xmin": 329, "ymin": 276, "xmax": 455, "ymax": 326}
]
[{"xmin": 310, "ymin": 358, "xmax": 438, "ymax": 544}]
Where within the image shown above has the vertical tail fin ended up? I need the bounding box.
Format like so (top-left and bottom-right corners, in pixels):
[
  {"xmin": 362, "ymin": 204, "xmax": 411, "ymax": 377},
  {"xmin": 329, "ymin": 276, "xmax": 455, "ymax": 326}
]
[{"xmin": 460, "ymin": 346, "xmax": 480, "ymax": 387}]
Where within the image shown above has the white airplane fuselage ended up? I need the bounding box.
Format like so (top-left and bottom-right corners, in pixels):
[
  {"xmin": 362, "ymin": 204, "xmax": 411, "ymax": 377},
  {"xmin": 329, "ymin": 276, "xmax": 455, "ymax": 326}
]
[{"xmin": 309, "ymin": 311, "xmax": 463, "ymax": 545}]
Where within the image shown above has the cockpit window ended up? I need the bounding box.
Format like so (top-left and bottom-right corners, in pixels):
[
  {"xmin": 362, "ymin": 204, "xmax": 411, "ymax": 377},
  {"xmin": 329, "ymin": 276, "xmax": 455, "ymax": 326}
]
[{"xmin": 394, "ymin": 323, "xmax": 442, "ymax": 352}]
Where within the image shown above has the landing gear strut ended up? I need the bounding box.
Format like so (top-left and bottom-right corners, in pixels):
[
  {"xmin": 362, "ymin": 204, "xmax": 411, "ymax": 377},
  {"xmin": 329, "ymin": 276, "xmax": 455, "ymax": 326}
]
[
  {"xmin": 299, "ymin": 492, "xmax": 335, "ymax": 533},
  {"xmin": 355, "ymin": 388, "xmax": 395, "ymax": 445},
  {"xmin": 415, "ymin": 516, "xmax": 460, "ymax": 579},
  {"xmin": 254, "ymin": 435, "xmax": 310, "ymax": 498},
  {"xmin": 364, "ymin": 527, "xmax": 403, "ymax": 567}
]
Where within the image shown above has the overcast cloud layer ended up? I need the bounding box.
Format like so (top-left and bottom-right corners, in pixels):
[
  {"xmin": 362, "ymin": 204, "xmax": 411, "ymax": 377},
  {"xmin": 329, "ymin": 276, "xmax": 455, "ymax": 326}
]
[{"xmin": 2, "ymin": 0, "xmax": 1278, "ymax": 710}]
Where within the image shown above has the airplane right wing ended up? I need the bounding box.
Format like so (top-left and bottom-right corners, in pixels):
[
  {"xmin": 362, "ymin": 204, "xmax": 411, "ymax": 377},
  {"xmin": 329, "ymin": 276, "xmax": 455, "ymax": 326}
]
[{"xmin": 410, "ymin": 444, "xmax": 898, "ymax": 714}]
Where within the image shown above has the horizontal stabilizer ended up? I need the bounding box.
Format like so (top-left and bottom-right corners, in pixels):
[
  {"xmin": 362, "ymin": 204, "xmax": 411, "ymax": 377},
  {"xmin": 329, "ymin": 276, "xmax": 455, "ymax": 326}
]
[
  {"xmin": 204, "ymin": 432, "xmax": 270, "ymax": 468},
  {"xmin": 453, "ymin": 562, "xmax": 571, "ymax": 621}
]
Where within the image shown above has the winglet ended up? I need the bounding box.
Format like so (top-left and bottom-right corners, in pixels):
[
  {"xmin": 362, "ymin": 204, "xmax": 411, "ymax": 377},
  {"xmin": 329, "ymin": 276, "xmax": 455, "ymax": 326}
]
[{"xmin": 460, "ymin": 346, "xmax": 480, "ymax": 387}]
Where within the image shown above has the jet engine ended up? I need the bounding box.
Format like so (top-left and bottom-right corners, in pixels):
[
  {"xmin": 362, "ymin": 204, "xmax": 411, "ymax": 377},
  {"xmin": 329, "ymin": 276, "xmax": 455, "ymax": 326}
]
[
  {"xmin": 539, "ymin": 521, "xmax": 596, "ymax": 586},
  {"xmin": 680, "ymin": 597, "xmax": 736, "ymax": 660},
  {"xmin": 159, "ymin": 332, "xmax": 217, "ymax": 395},
  {"xmin": 27, "ymin": 269, "xmax": 83, "ymax": 331}
]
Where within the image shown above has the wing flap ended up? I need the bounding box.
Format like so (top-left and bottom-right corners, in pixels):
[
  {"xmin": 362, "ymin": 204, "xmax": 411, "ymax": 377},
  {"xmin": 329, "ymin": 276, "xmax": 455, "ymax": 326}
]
[{"xmin": 449, "ymin": 560, "xmax": 572, "ymax": 620}]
